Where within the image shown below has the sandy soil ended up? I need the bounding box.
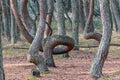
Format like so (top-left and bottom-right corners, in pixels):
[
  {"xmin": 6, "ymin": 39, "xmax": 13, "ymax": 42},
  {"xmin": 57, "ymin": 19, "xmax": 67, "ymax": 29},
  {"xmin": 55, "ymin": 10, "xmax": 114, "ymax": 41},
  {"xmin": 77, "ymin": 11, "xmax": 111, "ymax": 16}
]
[{"xmin": 4, "ymin": 50, "xmax": 120, "ymax": 80}]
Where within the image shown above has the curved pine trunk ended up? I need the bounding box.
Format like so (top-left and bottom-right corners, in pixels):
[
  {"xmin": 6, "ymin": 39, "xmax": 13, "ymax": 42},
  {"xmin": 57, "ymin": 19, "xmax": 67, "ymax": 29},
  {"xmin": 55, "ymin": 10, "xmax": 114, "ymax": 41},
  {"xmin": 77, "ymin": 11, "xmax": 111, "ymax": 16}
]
[{"xmin": 90, "ymin": 0, "xmax": 112, "ymax": 79}]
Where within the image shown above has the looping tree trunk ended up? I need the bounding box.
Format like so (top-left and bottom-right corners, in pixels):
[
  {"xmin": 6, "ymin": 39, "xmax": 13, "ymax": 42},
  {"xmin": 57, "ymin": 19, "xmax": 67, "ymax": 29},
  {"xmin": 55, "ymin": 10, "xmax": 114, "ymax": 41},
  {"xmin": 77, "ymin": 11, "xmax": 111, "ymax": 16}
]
[
  {"xmin": 83, "ymin": 0, "xmax": 102, "ymax": 43},
  {"xmin": 11, "ymin": 0, "xmax": 75, "ymax": 71},
  {"xmin": 43, "ymin": 35, "xmax": 74, "ymax": 67}
]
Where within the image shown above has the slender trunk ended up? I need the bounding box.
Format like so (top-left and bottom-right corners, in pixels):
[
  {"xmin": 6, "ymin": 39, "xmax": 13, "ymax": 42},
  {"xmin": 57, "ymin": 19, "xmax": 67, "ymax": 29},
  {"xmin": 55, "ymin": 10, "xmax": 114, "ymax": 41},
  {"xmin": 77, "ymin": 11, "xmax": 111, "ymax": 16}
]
[
  {"xmin": 90, "ymin": 0, "xmax": 112, "ymax": 79},
  {"xmin": 83, "ymin": 0, "xmax": 94, "ymax": 32},
  {"xmin": 1, "ymin": 0, "xmax": 11, "ymax": 41},
  {"xmin": 83, "ymin": 0, "xmax": 102, "ymax": 43},
  {"xmin": 71, "ymin": 0, "xmax": 79, "ymax": 50},
  {"xmin": 110, "ymin": 0, "xmax": 120, "ymax": 32},
  {"xmin": 56, "ymin": 0, "xmax": 66, "ymax": 35},
  {"xmin": 0, "ymin": 4, "xmax": 5, "ymax": 79},
  {"xmin": 45, "ymin": 0, "xmax": 54, "ymax": 37},
  {"xmin": 21, "ymin": 0, "xmax": 36, "ymax": 37},
  {"xmin": 79, "ymin": 0, "xmax": 85, "ymax": 31}
]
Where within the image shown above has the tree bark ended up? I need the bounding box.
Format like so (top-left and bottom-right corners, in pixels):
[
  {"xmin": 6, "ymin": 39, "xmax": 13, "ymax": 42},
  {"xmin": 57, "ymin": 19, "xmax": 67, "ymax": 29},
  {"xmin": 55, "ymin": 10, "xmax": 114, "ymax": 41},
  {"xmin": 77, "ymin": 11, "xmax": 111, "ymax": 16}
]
[
  {"xmin": 56, "ymin": 0, "xmax": 70, "ymax": 57},
  {"xmin": 45, "ymin": 0, "xmax": 54, "ymax": 37},
  {"xmin": 90, "ymin": 0, "xmax": 112, "ymax": 79},
  {"xmin": 83, "ymin": 0, "xmax": 102, "ymax": 43},
  {"xmin": 71, "ymin": 0, "xmax": 79, "ymax": 50},
  {"xmin": 0, "ymin": 4, "xmax": 5, "ymax": 80},
  {"xmin": 110, "ymin": 0, "xmax": 120, "ymax": 32},
  {"xmin": 83, "ymin": 0, "xmax": 94, "ymax": 32},
  {"xmin": 28, "ymin": 0, "xmax": 49, "ymax": 72},
  {"xmin": 1, "ymin": 0, "xmax": 11, "ymax": 41},
  {"xmin": 21, "ymin": 0, "xmax": 36, "ymax": 37},
  {"xmin": 56, "ymin": 0, "xmax": 66, "ymax": 35},
  {"xmin": 79, "ymin": 0, "xmax": 85, "ymax": 31}
]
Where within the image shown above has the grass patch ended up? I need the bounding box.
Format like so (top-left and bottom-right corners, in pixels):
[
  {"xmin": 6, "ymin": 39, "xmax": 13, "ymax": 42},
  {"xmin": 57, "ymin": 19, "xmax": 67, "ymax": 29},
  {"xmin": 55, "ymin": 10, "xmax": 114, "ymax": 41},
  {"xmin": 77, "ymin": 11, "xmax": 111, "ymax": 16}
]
[
  {"xmin": 27, "ymin": 75, "xmax": 39, "ymax": 80},
  {"xmin": 113, "ymin": 71, "xmax": 120, "ymax": 75},
  {"xmin": 40, "ymin": 70, "xmax": 51, "ymax": 74},
  {"xmin": 3, "ymin": 42, "xmax": 29, "ymax": 57},
  {"xmin": 102, "ymin": 78, "xmax": 114, "ymax": 80}
]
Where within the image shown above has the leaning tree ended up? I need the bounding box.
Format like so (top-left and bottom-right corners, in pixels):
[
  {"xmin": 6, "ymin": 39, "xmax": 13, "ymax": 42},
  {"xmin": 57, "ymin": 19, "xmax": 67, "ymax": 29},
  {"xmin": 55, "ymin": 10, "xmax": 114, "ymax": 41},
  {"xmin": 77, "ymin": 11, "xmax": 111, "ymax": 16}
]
[
  {"xmin": 86, "ymin": 0, "xmax": 112, "ymax": 79},
  {"xmin": 10, "ymin": 0, "xmax": 74, "ymax": 72}
]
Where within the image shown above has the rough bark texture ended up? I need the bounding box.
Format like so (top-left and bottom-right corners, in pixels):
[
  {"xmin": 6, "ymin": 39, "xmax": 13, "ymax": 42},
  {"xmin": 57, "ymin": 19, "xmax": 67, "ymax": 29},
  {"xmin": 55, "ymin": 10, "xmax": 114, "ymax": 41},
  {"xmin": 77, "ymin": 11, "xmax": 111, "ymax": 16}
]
[
  {"xmin": 56, "ymin": 0, "xmax": 70, "ymax": 57},
  {"xmin": 43, "ymin": 35, "xmax": 74, "ymax": 67},
  {"xmin": 10, "ymin": 0, "xmax": 34, "ymax": 44},
  {"xmin": 83, "ymin": 0, "xmax": 94, "ymax": 32},
  {"xmin": 79, "ymin": 0, "xmax": 85, "ymax": 31},
  {"xmin": 10, "ymin": 0, "xmax": 75, "ymax": 68},
  {"xmin": 110, "ymin": 0, "xmax": 120, "ymax": 31},
  {"xmin": 10, "ymin": 0, "xmax": 73, "ymax": 55},
  {"xmin": 56, "ymin": 0, "xmax": 66, "ymax": 35},
  {"xmin": 28, "ymin": 0, "xmax": 48, "ymax": 72},
  {"xmin": 90, "ymin": 0, "xmax": 112, "ymax": 79},
  {"xmin": 83, "ymin": 0, "xmax": 102, "ymax": 43},
  {"xmin": 21, "ymin": 0, "xmax": 36, "ymax": 37},
  {"xmin": 0, "ymin": 4, "xmax": 5, "ymax": 79},
  {"xmin": 1, "ymin": 0, "xmax": 11, "ymax": 41},
  {"xmin": 71, "ymin": 0, "xmax": 79, "ymax": 50},
  {"xmin": 45, "ymin": 0, "xmax": 54, "ymax": 37}
]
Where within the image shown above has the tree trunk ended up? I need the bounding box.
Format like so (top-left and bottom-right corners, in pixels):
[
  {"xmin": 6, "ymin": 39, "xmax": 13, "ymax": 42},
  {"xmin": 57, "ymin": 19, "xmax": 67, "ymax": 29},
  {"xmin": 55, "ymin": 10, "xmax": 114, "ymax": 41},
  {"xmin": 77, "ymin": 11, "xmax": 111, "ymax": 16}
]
[
  {"xmin": 79, "ymin": 0, "xmax": 85, "ymax": 31},
  {"xmin": 83, "ymin": 0, "xmax": 94, "ymax": 32},
  {"xmin": 0, "ymin": 4, "xmax": 5, "ymax": 79},
  {"xmin": 1, "ymin": 0, "xmax": 11, "ymax": 41},
  {"xmin": 21, "ymin": 0, "xmax": 36, "ymax": 37},
  {"xmin": 110, "ymin": 0, "xmax": 120, "ymax": 32},
  {"xmin": 83, "ymin": 0, "xmax": 102, "ymax": 43},
  {"xmin": 28, "ymin": 0, "xmax": 49, "ymax": 72},
  {"xmin": 71, "ymin": 0, "xmax": 79, "ymax": 50},
  {"xmin": 45, "ymin": 0, "xmax": 54, "ymax": 37},
  {"xmin": 90, "ymin": 0, "xmax": 112, "ymax": 79},
  {"xmin": 56, "ymin": 0, "xmax": 69, "ymax": 57},
  {"xmin": 11, "ymin": 12, "xmax": 16, "ymax": 44},
  {"xmin": 56, "ymin": 0, "xmax": 66, "ymax": 35}
]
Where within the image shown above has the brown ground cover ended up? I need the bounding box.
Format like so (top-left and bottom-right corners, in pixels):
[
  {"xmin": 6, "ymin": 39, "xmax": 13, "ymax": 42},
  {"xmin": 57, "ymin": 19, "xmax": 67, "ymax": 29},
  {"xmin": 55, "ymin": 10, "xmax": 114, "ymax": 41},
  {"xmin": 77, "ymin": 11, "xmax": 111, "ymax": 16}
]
[{"xmin": 4, "ymin": 50, "xmax": 120, "ymax": 80}]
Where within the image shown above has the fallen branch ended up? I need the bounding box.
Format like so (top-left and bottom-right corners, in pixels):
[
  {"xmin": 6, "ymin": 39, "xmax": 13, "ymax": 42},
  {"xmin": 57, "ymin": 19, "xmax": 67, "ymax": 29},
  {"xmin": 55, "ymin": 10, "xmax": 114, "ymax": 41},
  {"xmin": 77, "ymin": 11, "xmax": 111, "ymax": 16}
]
[{"xmin": 9, "ymin": 43, "xmax": 120, "ymax": 49}]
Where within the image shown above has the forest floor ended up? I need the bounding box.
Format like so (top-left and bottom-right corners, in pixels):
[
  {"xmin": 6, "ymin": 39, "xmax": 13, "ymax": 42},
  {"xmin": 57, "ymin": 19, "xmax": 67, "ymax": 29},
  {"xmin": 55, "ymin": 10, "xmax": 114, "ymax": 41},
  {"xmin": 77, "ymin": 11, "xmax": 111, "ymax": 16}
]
[
  {"xmin": 3, "ymin": 50, "xmax": 120, "ymax": 80},
  {"xmin": 3, "ymin": 32, "xmax": 120, "ymax": 80}
]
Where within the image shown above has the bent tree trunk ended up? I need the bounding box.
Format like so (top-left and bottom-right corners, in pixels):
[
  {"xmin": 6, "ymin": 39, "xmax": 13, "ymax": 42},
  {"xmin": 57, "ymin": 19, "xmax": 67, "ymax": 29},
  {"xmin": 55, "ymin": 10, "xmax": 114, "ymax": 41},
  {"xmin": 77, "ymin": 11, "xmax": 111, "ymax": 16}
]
[
  {"xmin": 56, "ymin": 0, "xmax": 69, "ymax": 57},
  {"xmin": 21, "ymin": 0, "xmax": 36, "ymax": 37},
  {"xmin": 28, "ymin": 0, "xmax": 48, "ymax": 72},
  {"xmin": 43, "ymin": 35, "xmax": 74, "ymax": 67},
  {"xmin": 10, "ymin": 0, "xmax": 74, "ymax": 68},
  {"xmin": 90, "ymin": 0, "xmax": 112, "ymax": 79},
  {"xmin": 45, "ymin": 0, "xmax": 54, "ymax": 37},
  {"xmin": 83, "ymin": 0, "xmax": 102, "ymax": 43},
  {"xmin": 83, "ymin": 0, "xmax": 94, "ymax": 32}
]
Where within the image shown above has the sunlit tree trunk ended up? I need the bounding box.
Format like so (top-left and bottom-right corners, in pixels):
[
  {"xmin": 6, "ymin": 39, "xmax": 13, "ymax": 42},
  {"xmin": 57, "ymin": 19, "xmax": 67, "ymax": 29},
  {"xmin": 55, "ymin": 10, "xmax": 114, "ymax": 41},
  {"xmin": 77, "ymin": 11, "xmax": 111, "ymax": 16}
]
[
  {"xmin": 90, "ymin": 0, "xmax": 112, "ymax": 79},
  {"xmin": 71, "ymin": 0, "xmax": 79, "ymax": 50}
]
